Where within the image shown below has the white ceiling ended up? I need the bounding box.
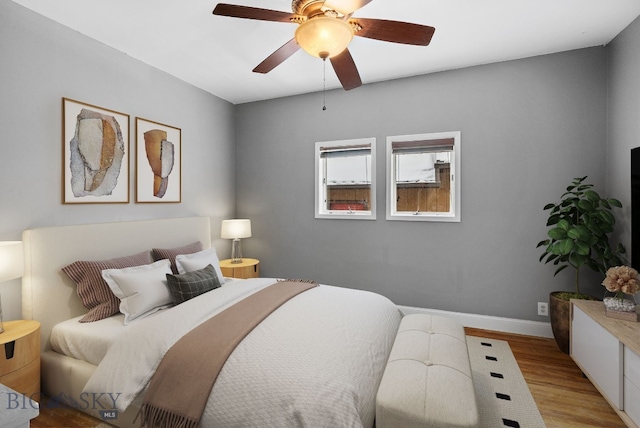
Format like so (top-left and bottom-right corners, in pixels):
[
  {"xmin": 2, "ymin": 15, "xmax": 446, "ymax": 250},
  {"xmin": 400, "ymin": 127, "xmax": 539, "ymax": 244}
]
[{"xmin": 11, "ymin": 0, "xmax": 640, "ymax": 104}]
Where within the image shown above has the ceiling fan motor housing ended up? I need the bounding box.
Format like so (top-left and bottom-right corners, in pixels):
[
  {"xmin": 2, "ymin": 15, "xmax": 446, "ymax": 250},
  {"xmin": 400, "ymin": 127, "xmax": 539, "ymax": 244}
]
[{"xmin": 292, "ymin": 0, "xmax": 327, "ymax": 16}]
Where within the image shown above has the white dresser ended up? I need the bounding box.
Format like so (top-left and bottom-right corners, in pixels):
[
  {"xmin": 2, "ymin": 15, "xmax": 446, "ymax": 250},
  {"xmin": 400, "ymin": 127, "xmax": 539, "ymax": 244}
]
[{"xmin": 571, "ymin": 299, "xmax": 640, "ymax": 428}]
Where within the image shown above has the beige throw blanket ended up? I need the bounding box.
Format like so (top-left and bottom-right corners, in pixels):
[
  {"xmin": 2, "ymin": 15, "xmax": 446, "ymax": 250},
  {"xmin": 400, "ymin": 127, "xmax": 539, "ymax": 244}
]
[{"xmin": 139, "ymin": 280, "xmax": 318, "ymax": 428}]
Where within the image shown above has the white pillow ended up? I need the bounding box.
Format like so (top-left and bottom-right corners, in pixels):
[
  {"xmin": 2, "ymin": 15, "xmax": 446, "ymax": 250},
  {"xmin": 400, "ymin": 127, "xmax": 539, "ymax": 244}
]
[
  {"xmin": 175, "ymin": 247, "xmax": 225, "ymax": 283},
  {"xmin": 102, "ymin": 259, "xmax": 174, "ymax": 325}
]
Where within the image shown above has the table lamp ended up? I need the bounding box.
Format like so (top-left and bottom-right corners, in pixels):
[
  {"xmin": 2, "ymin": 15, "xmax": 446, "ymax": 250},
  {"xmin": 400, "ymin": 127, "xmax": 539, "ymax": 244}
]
[
  {"xmin": 0, "ymin": 241, "xmax": 24, "ymax": 333},
  {"xmin": 220, "ymin": 219, "xmax": 251, "ymax": 264}
]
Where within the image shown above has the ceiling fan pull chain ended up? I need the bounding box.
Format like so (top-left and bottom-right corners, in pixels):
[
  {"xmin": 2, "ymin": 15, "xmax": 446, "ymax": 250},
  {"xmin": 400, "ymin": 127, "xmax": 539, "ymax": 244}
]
[{"xmin": 322, "ymin": 57, "xmax": 327, "ymax": 111}]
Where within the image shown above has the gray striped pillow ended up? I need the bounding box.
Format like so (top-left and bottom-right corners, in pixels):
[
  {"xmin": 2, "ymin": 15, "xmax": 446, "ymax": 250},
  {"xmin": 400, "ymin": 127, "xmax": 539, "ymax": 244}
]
[
  {"xmin": 166, "ymin": 264, "xmax": 221, "ymax": 304},
  {"xmin": 62, "ymin": 251, "xmax": 153, "ymax": 322}
]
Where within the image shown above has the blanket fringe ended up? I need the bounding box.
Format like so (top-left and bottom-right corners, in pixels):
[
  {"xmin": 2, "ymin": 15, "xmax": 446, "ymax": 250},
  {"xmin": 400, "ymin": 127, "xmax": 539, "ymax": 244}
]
[{"xmin": 138, "ymin": 404, "xmax": 198, "ymax": 428}]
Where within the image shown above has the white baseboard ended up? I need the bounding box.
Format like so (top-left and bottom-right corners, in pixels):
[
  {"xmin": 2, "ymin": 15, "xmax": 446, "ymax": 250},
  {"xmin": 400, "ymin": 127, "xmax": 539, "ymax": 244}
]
[{"xmin": 398, "ymin": 305, "xmax": 553, "ymax": 338}]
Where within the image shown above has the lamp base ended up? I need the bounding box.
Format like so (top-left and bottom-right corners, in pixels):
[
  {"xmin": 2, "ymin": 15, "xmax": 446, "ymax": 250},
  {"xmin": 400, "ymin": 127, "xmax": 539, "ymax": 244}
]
[{"xmin": 230, "ymin": 239, "xmax": 243, "ymax": 264}]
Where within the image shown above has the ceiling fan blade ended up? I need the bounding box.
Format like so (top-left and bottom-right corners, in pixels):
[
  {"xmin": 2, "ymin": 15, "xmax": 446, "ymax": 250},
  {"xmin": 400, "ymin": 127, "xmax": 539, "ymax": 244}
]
[
  {"xmin": 352, "ymin": 18, "xmax": 435, "ymax": 46},
  {"xmin": 213, "ymin": 3, "xmax": 295, "ymax": 23},
  {"xmin": 322, "ymin": 0, "xmax": 372, "ymax": 15},
  {"xmin": 253, "ymin": 39, "xmax": 301, "ymax": 74},
  {"xmin": 330, "ymin": 49, "xmax": 362, "ymax": 91}
]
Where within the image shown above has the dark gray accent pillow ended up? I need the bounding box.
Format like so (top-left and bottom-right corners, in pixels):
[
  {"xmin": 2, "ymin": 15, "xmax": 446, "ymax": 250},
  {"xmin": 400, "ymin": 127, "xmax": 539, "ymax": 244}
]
[
  {"xmin": 166, "ymin": 264, "xmax": 221, "ymax": 304},
  {"xmin": 151, "ymin": 241, "xmax": 202, "ymax": 274}
]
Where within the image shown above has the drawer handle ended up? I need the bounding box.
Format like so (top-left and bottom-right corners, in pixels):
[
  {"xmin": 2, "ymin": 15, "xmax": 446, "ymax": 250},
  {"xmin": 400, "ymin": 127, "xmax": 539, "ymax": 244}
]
[{"xmin": 4, "ymin": 340, "xmax": 15, "ymax": 360}]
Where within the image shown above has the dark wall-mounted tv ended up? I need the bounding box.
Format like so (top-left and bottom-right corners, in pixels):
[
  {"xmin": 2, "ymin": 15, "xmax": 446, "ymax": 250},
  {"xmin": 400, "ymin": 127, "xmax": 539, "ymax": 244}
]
[{"xmin": 632, "ymin": 147, "xmax": 640, "ymax": 270}]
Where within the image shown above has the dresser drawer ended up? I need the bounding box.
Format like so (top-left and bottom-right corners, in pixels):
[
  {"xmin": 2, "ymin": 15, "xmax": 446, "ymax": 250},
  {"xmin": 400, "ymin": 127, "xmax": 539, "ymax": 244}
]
[
  {"xmin": 624, "ymin": 376, "xmax": 640, "ymax": 426},
  {"xmin": 0, "ymin": 327, "xmax": 40, "ymax": 376},
  {"xmin": 625, "ymin": 345, "xmax": 640, "ymax": 390}
]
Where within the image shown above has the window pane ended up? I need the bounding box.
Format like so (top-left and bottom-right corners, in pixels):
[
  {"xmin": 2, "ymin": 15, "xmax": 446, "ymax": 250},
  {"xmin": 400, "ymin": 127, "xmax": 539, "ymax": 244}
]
[
  {"xmin": 386, "ymin": 131, "xmax": 460, "ymax": 222},
  {"xmin": 396, "ymin": 152, "xmax": 451, "ymax": 182},
  {"xmin": 315, "ymin": 138, "xmax": 376, "ymax": 220},
  {"xmin": 395, "ymin": 150, "xmax": 451, "ymax": 212},
  {"xmin": 326, "ymin": 154, "xmax": 371, "ymax": 210},
  {"xmin": 326, "ymin": 154, "xmax": 371, "ymax": 184},
  {"xmin": 395, "ymin": 158, "xmax": 451, "ymax": 213}
]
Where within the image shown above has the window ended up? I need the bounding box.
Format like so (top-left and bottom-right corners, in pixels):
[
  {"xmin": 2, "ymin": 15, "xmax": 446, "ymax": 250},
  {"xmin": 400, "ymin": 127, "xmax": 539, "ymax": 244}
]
[
  {"xmin": 315, "ymin": 138, "xmax": 376, "ymax": 219},
  {"xmin": 386, "ymin": 131, "xmax": 460, "ymax": 222}
]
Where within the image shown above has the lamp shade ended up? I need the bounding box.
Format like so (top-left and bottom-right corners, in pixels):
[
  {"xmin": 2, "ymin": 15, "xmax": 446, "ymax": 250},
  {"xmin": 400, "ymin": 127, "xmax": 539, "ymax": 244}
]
[
  {"xmin": 0, "ymin": 241, "xmax": 24, "ymax": 282},
  {"xmin": 220, "ymin": 219, "xmax": 252, "ymax": 240},
  {"xmin": 295, "ymin": 16, "xmax": 353, "ymax": 59}
]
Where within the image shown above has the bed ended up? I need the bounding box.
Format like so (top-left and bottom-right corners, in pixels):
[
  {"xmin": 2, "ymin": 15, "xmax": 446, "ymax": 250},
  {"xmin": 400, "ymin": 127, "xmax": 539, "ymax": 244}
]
[{"xmin": 22, "ymin": 217, "xmax": 402, "ymax": 427}]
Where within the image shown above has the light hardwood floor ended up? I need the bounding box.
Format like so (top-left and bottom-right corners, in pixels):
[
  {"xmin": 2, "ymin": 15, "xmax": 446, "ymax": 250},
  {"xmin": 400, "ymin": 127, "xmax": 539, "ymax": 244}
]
[
  {"xmin": 466, "ymin": 328, "xmax": 626, "ymax": 428},
  {"xmin": 31, "ymin": 329, "xmax": 626, "ymax": 428}
]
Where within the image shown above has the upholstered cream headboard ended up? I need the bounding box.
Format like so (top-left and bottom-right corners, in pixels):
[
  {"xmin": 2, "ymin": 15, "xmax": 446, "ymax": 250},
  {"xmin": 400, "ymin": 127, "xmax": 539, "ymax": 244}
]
[{"xmin": 22, "ymin": 217, "xmax": 212, "ymax": 351}]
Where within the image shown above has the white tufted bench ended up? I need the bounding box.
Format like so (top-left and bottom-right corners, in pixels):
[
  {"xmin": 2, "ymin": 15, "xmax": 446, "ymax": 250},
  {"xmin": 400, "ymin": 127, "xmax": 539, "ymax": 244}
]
[{"xmin": 376, "ymin": 314, "xmax": 479, "ymax": 428}]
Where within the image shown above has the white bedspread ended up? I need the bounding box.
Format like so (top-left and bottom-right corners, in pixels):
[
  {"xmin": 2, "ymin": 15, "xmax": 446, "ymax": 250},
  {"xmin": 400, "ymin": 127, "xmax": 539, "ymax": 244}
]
[
  {"xmin": 50, "ymin": 314, "xmax": 126, "ymax": 366},
  {"xmin": 83, "ymin": 278, "xmax": 402, "ymax": 428},
  {"xmin": 49, "ymin": 278, "xmax": 245, "ymax": 365}
]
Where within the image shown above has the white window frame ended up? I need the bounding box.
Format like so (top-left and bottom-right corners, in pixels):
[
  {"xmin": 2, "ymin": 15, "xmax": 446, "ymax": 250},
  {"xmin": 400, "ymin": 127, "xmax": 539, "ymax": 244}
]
[
  {"xmin": 315, "ymin": 138, "xmax": 376, "ymax": 220},
  {"xmin": 386, "ymin": 131, "xmax": 461, "ymax": 222}
]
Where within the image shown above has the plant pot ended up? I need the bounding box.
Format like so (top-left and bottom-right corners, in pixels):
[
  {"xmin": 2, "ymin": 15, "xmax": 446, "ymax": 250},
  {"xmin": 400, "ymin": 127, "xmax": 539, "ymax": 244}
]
[
  {"xmin": 549, "ymin": 292, "xmax": 571, "ymax": 354},
  {"xmin": 548, "ymin": 291, "xmax": 599, "ymax": 354}
]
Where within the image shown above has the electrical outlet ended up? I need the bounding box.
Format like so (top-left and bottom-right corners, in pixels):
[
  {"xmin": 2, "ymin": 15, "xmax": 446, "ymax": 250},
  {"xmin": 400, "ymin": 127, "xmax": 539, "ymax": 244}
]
[{"xmin": 538, "ymin": 302, "xmax": 549, "ymax": 316}]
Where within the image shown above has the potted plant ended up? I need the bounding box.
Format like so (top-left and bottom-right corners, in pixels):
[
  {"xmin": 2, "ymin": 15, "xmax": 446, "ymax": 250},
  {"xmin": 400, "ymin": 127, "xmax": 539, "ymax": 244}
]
[{"xmin": 537, "ymin": 176, "xmax": 627, "ymax": 353}]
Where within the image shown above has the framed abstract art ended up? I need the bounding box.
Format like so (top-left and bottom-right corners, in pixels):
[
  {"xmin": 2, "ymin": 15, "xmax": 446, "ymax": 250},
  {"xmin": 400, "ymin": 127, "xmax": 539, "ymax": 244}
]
[
  {"xmin": 135, "ymin": 117, "xmax": 182, "ymax": 203},
  {"xmin": 62, "ymin": 98, "xmax": 130, "ymax": 204}
]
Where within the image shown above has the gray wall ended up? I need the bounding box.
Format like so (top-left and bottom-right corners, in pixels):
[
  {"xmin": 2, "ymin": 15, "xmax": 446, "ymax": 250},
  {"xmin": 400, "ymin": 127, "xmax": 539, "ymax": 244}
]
[
  {"xmin": 0, "ymin": 2, "xmax": 236, "ymax": 320},
  {"xmin": 235, "ymin": 47, "xmax": 611, "ymax": 321},
  {"xmin": 607, "ymin": 15, "xmax": 640, "ymax": 253},
  {"xmin": 4, "ymin": 1, "xmax": 636, "ymax": 325}
]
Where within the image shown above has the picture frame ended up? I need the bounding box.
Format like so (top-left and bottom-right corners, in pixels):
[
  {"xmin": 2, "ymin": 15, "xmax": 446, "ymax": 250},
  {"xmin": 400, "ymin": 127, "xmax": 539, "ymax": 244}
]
[
  {"xmin": 135, "ymin": 117, "xmax": 182, "ymax": 203},
  {"xmin": 62, "ymin": 98, "xmax": 130, "ymax": 204}
]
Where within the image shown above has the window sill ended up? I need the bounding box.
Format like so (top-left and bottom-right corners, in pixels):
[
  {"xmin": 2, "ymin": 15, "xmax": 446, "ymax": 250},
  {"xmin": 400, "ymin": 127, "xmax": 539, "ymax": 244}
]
[
  {"xmin": 316, "ymin": 211, "xmax": 376, "ymax": 220},
  {"xmin": 386, "ymin": 212, "xmax": 460, "ymax": 222}
]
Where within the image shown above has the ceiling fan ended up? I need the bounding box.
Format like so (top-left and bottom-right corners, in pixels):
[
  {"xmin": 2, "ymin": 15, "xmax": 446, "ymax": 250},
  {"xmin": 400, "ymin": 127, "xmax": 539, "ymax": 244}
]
[{"xmin": 212, "ymin": 0, "xmax": 435, "ymax": 91}]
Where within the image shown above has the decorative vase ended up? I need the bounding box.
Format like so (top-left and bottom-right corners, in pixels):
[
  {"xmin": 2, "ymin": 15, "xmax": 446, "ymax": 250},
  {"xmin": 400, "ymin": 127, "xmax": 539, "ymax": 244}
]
[{"xmin": 603, "ymin": 292, "xmax": 638, "ymax": 322}]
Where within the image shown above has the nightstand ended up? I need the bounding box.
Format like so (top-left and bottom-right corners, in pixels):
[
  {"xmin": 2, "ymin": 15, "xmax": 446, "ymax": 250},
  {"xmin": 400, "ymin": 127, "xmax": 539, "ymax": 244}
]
[
  {"xmin": 0, "ymin": 320, "xmax": 40, "ymax": 401},
  {"xmin": 220, "ymin": 258, "xmax": 260, "ymax": 279}
]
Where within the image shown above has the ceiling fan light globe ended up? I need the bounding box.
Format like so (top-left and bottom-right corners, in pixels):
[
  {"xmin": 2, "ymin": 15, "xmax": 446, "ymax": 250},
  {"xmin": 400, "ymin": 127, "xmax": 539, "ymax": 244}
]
[{"xmin": 295, "ymin": 17, "xmax": 353, "ymax": 59}]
